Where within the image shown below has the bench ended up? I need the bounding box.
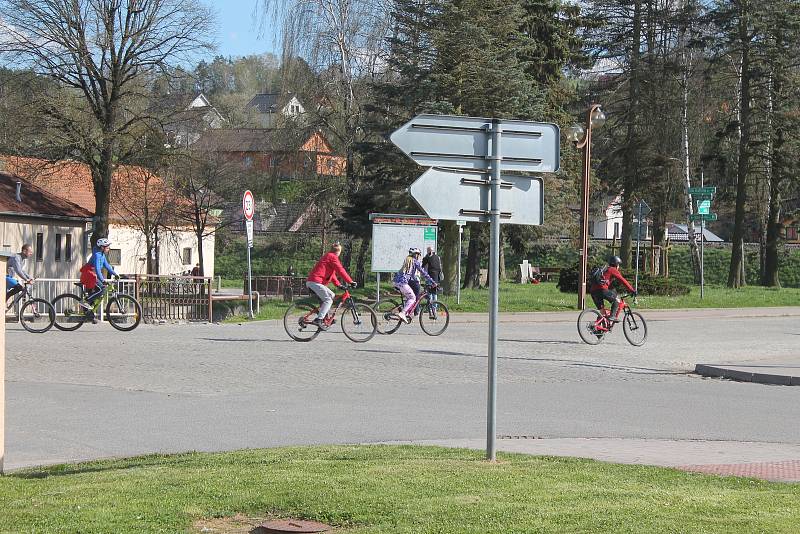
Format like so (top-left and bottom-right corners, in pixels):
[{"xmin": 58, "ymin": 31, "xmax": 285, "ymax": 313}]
[{"xmin": 537, "ymin": 267, "xmax": 562, "ymax": 282}]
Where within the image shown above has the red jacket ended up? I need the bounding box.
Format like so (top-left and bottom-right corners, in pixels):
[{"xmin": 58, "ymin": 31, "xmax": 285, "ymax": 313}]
[
  {"xmin": 589, "ymin": 266, "xmax": 635, "ymax": 293},
  {"xmin": 307, "ymin": 252, "xmax": 353, "ymax": 286}
]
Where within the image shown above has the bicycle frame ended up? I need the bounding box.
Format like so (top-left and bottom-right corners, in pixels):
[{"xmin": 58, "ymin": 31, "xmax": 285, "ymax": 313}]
[
  {"xmin": 301, "ymin": 287, "xmax": 356, "ymax": 327},
  {"xmin": 593, "ymin": 295, "xmax": 632, "ymax": 332}
]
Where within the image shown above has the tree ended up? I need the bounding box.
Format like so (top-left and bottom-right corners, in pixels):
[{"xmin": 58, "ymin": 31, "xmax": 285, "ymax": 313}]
[{"xmin": 0, "ymin": 0, "xmax": 214, "ymax": 242}]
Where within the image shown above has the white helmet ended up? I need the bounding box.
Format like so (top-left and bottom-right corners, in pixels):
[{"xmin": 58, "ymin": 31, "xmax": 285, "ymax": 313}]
[
  {"xmin": 96, "ymin": 237, "xmax": 112, "ymax": 247},
  {"xmin": 409, "ymin": 247, "xmax": 421, "ymax": 256}
]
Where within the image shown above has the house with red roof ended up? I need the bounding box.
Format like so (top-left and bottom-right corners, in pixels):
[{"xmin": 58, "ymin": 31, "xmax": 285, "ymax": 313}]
[{"xmin": 0, "ymin": 156, "xmax": 215, "ymax": 277}]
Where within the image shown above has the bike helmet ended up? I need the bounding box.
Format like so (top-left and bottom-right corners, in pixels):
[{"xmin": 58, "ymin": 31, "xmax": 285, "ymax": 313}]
[
  {"xmin": 409, "ymin": 247, "xmax": 421, "ymax": 256},
  {"xmin": 96, "ymin": 237, "xmax": 112, "ymax": 247},
  {"xmin": 608, "ymin": 255, "xmax": 622, "ymax": 267}
]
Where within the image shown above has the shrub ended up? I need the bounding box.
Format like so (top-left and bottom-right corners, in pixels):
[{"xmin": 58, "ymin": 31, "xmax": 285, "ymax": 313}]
[{"xmin": 557, "ymin": 264, "xmax": 690, "ymax": 296}]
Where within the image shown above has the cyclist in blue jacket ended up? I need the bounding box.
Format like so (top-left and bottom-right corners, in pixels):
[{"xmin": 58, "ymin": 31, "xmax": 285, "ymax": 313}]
[{"xmin": 83, "ymin": 237, "xmax": 119, "ymax": 306}]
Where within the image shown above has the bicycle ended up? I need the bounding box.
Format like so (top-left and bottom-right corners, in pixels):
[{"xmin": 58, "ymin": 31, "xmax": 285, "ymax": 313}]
[
  {"xmin": 5, "ymin": 281, "xmax": 56, "ymax": 333},
  {"xmin": 51, "ymin": 278, "xmax": 142, "ymax": 332},
  {"xmin": 577, "ymin": 293, "xmax": 647, "ymax": 346},
  {"xmin": 375, "ymin": 285, "xmax": 450, "ymax": 336},
  {"xmin": 283, "ymin": 283, "xmax": 377, "ymax": 342}
]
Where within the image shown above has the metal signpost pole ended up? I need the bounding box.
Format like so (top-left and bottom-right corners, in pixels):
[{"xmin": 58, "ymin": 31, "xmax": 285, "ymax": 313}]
[
  {"xmin": 376, "ymin": 272, "xmax": 380, "ymax": 303},
  {"xmin": 486, "ymin": 119, "xmax": 501, "ymax": 461},
  {"xmin": 247, "ymin": 240, "xmax": 254, "ymax": 319},
  {"xmin": 457, "ymin": 221, "xmax": 464, "ymax": 305},
  {"xmin": 635, "ymin": 202, "xmax": 643, "ymax": 293},
  {"xmin": 700, "ymin": 170, "xmax": 705, "ymax": 300}
]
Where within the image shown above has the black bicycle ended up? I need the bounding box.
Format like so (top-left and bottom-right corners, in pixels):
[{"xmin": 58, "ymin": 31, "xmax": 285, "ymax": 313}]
[
  {"xmin": 51, "ymin": 279, "xmax": 142, "ymax": 332},
  {"xmin": 5, "ymin": 281, "xmax": 56, "ymax": 333}
]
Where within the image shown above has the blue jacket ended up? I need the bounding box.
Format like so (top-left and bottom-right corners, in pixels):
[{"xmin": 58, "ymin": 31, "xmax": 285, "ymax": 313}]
[{"xmin": 88, "ymin": 249, "xmax": 117, "ymax": 284}]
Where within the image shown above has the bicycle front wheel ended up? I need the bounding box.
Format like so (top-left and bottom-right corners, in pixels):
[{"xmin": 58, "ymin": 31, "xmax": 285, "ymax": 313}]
[
  {"xmin": 19, "ymin": 298, "xmax": 56, "ymax": 333},
  {"xmin": 283, "ymin": 301, "xmax": 321, "ymax": 342},
  {"xmin": 577, "ymin": 309, "xmax": 605, "ymax": 345},
  {"xmin": 419, "ymin": 301, "xmax": 449, "ymax": 336},
  {"xmin": 51, "ymin": 293, "xmax": 88, "ymax": 331},
  {"xmin": 623, "ymin": 311, "xmax": 648, "ymax": 346},
  {"xmin": 106, "ymin": 294, "xmax": 142, "ymax": 331},
  {"xmin": 375, "ymin": 299, "xmax": 402, "ymax": 335},
  {"xmin": 341, "ymin": 303, "xmax": 377, "ymax": 343}
]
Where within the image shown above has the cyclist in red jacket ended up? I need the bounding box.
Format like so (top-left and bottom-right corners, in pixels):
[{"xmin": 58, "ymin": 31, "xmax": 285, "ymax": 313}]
[
  {"xmin": 306, "ymin": 242, "xmax": 355, "ymax": 327},
  {"xmin": 589, "ymin": 255, "xmax": 636, "ymax": 323}
]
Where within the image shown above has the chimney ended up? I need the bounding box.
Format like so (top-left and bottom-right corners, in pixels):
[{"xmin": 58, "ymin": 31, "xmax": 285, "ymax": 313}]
[{"xmin": 15, "ymin": 181, "xmax": 22, "ymax": 202}]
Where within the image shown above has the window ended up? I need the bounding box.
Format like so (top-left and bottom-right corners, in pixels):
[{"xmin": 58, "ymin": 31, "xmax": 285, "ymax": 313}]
[
  {"xmin": 55, "ymin": 233, "xmax": 62, "ymax": 262},
  {"xmin": 182, "ymin": 247, "xmax": 192, "ymax": 265},
  {"xmin": 65, "ymin": 234, "xmax": 72, "ymax": 262},
  {"xmin": 107, "ymin": 248, "xmax": 122, "ymax": 265},
  {"xmin": 613, "ymin": 222, "xmax": 620, "ymax": 239},
  {"xmin": 36, "ymin": 233, "xmax": 43, "ymax": 262}
]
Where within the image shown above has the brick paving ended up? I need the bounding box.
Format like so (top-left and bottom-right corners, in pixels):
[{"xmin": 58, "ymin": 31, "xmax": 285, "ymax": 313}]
[{"xmin": 677, "ymin": 460, "xmax": 800, "ymax": 482}]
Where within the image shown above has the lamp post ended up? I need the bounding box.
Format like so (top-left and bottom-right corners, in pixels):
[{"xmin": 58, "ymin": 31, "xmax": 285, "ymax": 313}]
[{"xmin": 567, "ymin": 104, "xmax": 606, "ymax": 310}]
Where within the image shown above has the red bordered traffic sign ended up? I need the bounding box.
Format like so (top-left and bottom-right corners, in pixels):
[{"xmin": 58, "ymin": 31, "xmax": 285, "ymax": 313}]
[{"xmin": 242, "ymin": 190, "xmax": 255, "ymax": 221}]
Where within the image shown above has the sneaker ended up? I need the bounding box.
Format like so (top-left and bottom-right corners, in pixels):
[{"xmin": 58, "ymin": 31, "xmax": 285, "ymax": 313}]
[{"xmin": 395, "ymin": 311, "xmax": 408, "ymax": 323}]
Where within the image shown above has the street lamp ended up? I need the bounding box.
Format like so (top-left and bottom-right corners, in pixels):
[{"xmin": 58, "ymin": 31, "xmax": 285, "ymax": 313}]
[{"xmin": 568, "ymin": 104, "xmax": 605, "ymax": 310}]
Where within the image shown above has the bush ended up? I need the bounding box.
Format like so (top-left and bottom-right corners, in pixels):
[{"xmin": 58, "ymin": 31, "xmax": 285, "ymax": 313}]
[{"xmin": 557, "ymin": 264, "xmax": 690, "ymax": 297}]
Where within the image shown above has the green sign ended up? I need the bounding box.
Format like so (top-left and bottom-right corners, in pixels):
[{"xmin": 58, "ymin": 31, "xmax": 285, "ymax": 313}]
[
  {"xmin": 688, "ymin": 186, "xmax": 716, "ymax": 195},
  {"xmin": 689, "ymin": 213, "xmax": 717, "ymax": 222},
  {"xmin": 424, "ymin": 227, "xmax": 436, "ymax": 240},
  {"xmin": 698, "ymin": 200, "xmax": 711, "ymax": 215}
]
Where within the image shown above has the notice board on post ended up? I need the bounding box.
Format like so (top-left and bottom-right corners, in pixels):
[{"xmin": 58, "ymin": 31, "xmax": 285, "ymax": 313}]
[{"xmin": 370, "ymin": 214, "xmax": 438, "ymax": 273}]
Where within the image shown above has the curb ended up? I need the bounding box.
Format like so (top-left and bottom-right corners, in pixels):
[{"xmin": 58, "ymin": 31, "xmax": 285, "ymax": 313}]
[{"xmin": 694, "ymin": 364, "xmax": 800, "ymax": 386}]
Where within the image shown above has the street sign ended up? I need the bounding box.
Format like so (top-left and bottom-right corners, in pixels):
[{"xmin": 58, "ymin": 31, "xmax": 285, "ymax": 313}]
[
  {"xmin": 698, "ymin": 200, "xmax": 711, "ymax": 215},
  {"xmin": 245, "ymin": 219, "xmax": 254, "ymax": 248},
  {"xmin": 688, "ymin": 186, "xmax": 716, "ymax": 195},
  {"xmin": 689, "ymin": 213, "xmax": 717, "ymax": 221},
  {"xmin": 693, "ymin": 193, "xmax": 713, "ymax": 200},
  {"xmin": 390, "ymin": 114, "xmax": 560, "ymax": 172},
  {"xmin": 242, "ymin": 190, "xmax": 255, "ymax": 221},
  {"xmin": 408, "ymin": 168, "xmax": 543, "ymax": 225}
]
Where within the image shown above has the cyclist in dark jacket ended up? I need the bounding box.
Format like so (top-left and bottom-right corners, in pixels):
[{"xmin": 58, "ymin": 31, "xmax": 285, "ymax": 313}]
[{"xmin": 589, "ymin": 255, "xmax": 636, "ymax": 323}]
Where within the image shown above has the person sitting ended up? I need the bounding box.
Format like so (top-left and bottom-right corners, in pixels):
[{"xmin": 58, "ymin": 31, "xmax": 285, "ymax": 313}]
[
  {"xmin": 588, "ymin": 255, "xmax": 636, "ymax": 325},
  {"xmin": 305, "ymin": 242, "xmax": 355, "ymax": 328},
  {"xmin": 392, "ymin": 247, "xmax": 436, "ymax": 323}
]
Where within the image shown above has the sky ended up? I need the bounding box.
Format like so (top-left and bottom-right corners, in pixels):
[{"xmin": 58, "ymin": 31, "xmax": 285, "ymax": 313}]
[{"xmin": 209, "ymin": 0, "xmax": 279, "ymax": 58}]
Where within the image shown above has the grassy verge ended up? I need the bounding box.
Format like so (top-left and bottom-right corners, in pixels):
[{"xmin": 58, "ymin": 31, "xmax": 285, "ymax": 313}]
[
  {"xmin": 226, "ymin": 282, "xmax": 800, "ymax": 322},
  {"xmin": 2, "ymin": 445, "xmax": 798, "ymax": 533}
]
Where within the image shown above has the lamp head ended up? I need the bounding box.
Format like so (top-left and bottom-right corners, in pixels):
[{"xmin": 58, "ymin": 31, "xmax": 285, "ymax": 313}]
[
  {"xmin": 590, "ymin": 107, "xmax": 606, "ymax": 129},
  {"xmin": 566, "ymin": 125, "xmax": 585, "ymax": 144}
]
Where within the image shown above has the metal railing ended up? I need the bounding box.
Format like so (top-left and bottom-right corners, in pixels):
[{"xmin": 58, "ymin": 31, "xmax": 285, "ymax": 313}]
[
  {"xmin": 34, "ymin": 275, "xmax": 211, "ymax": 323},
  {"xmin": 248, "ymin": 275, "xmax": 309, "ymax": 298}
]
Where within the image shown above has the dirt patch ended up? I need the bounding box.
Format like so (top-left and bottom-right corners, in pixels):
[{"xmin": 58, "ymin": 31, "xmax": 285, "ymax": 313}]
[{"xmin": 193, "ymin": 514, "xmax": 263, "ymax": 534}]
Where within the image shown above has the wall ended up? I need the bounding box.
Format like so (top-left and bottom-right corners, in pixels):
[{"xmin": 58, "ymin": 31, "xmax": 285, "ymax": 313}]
[
  {"xmin": 0, "ymin": 216, "xmax": 88, "ymax": 279},
  {"xmin": 108, "ymin": 224, "xmax": 215, "ymax": 277}
]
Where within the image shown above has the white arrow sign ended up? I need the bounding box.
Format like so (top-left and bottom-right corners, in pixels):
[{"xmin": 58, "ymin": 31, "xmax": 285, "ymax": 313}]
[
  {"xmin": 390, "ymin": 114, "xmax": 560, "ymax": 172},
  {"xmin": 409, "ymin": 168, "xmax": 543, "ymax": 225}
]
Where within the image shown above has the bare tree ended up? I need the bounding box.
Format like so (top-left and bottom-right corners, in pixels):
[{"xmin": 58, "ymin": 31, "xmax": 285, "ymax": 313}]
[{"xmin": 0, "ymin": 0, "xmax": 214, "ymax": 241}]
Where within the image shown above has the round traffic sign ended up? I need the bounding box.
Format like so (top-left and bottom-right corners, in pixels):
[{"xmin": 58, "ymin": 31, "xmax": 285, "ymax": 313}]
[{"xmin": 242, "ymin": 190, "xmax": 255, "ymax": 221}]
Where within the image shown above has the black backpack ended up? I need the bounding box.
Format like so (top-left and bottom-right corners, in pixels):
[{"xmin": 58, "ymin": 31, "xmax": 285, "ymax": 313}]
[{"xmin": 590, "ymin": 265, "xmax": 607, "ymax": 285}]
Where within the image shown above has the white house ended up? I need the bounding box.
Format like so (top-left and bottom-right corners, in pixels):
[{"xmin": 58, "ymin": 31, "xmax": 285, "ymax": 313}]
[
  {"xmin": 0, "ymin": 156, "xmax": 216, "ymax": 277},
  {"xmin": 245, "ymin": 93, "xmax": 305, "ymax": 128},
  {"xmin": 590, "ymin": 193, "xmax": 650, "ymax": 240},
  {"xmin": 166, "ymin": 93, "xmax": 226, "ymax": 148}
]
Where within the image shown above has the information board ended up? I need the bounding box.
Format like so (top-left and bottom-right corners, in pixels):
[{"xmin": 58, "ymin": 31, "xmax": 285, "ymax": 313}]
[{"xmin": 371, "ymin": 215, "xmax": 438, "ymax": 273}]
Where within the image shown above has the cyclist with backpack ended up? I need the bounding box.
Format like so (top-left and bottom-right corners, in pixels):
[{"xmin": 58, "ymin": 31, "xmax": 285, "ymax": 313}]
[
  {"xmin": 589, "ymin": 255, "xmax": 636, "ymax": 325},
  {"xmin": 79, "ymin": 237, "xmax": 119, "ymax": 309}
]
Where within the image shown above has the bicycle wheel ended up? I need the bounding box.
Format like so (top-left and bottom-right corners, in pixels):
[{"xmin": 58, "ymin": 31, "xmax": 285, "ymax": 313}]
[
  {"xmin": 19, "ymin": 298, "xmax": 56, "ymax": 333},
  {"xmin": 623, "ymin": 311, "xmax": 648, "ymax": 346},
  {"xmin": 375, "ymin": 299, "xmax": 402, "ymax": 335},
  {"xmin": 106, "ymin": 294, "xmax": 142, "ymax": 331},
  {"xmin": 341, "ymin": 302, "xmax": 377, "ymax": 343},
  {"xmin": 283, "ymin": 301, "xmax": 321, "ymax": 342},
  {"xmin": 51, "ymin": 293, "xmax": 88, "ymax": 331},
  {"xmin": 577, "ymin": 309, "xmax": 605, "ymax": 345},
  {"xmin": 419, "ymin": 301, "xmax": 450, "ymax": 336}
]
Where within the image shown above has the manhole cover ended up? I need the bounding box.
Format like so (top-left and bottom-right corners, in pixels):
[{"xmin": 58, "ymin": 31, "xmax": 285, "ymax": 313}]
[{"xmin": 252, "ymin": 519, "xmax": 331, "ymax": 533}]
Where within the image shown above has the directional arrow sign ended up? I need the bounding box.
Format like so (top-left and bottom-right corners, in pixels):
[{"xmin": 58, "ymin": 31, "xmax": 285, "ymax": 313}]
[
  {"xmin": 689, "ymin": 213, "xmax": 717, "ymax": 222},
  {"xmin": 391, "ymin": 114, "xmax": 560, "ymax": 172},
  {"xmin": 688, "ymin": 186, "xmax": 716, "ymax": 195},
  {"xmin": 409, "ymin": 168, "xmax": 543, "ymax": 225}
]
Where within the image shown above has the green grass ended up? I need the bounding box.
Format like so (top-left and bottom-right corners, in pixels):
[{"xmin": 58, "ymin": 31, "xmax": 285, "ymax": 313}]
[
  {"xmin": 1, "ymin": 445, "xmax": 798, "ymax": 533},
  {"xmin": 226, "ymin": 282, "xmax": 800, "ymax": 322}
]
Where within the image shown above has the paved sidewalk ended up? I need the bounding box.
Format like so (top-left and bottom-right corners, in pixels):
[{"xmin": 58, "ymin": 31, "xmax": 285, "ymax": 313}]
[{"xmin": 387, "ymin": 438, "xmax": 800, "ymax": 482}]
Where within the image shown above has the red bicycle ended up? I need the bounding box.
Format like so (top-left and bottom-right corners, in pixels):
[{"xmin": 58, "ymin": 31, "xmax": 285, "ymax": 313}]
[
  {"xmin": 283, "ymin": 283, "xmax": 377, "ymax": 342},
  {"xmin": 577, "ymin": 293, "xmax": 647, "ymax": 346},
  {"xmin": 375, "ymin": 285, "xmax": 450, "ymax": 336}
]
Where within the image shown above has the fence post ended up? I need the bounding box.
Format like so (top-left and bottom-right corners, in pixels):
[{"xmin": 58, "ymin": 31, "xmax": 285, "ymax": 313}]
[
  {"xmin": 216, "ymin": 275, "xmax": 221, "ymax": 293},
  {"xmin": 207, "ymin": 279, "xmax": 213, "ymax": 322}
]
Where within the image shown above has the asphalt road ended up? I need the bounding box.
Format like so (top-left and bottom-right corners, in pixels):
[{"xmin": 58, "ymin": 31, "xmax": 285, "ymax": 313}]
[{"xmin": 5, "ymin": 308, "xmax": 800, "ymax": 470}]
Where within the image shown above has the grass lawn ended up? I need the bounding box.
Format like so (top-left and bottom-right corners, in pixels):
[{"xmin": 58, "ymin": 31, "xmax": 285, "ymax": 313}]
[
  {"xmin": 226, "ymin": 282, "xmax": 800, "ymax": 322},
  {"xmin": 1, "ymin": 445, "xmax": 798, "ymax": 533}
]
